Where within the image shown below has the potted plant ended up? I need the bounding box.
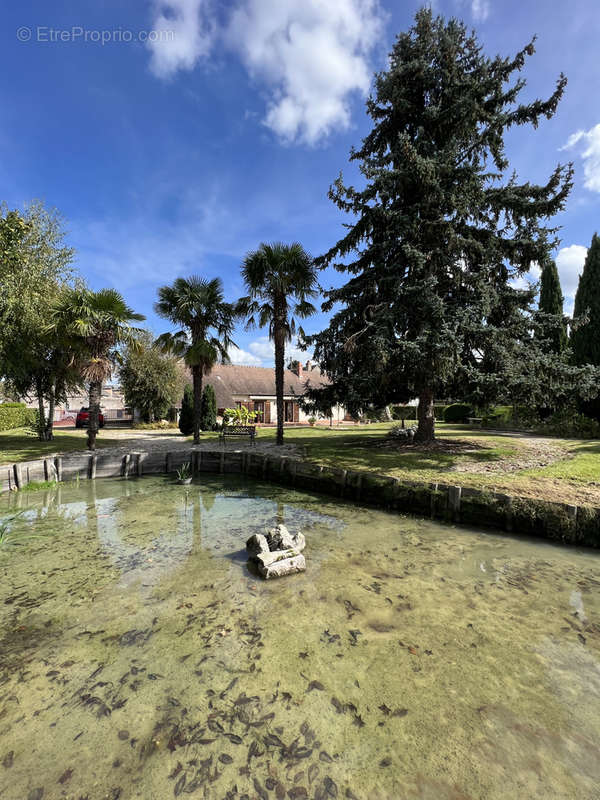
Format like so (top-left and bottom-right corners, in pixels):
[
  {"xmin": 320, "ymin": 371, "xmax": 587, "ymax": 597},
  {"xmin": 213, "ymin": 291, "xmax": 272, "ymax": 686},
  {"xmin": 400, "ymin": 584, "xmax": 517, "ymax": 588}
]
[
  {"xmin": 308, "ymin": 416, "xmax": 317, "ymax": 427},
  {"xmin": 176, "ymin": 462, "xmax": 193, "ymax": 485}
]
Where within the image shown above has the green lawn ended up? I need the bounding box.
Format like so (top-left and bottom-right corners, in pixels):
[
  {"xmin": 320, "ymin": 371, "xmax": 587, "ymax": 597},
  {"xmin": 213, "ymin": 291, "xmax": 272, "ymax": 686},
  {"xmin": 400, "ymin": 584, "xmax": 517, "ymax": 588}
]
[
  {"xmin": 251, "ymin": 424, "xmax": 600, "ymax": 506},
  {"xmin": 0, "ymin": 428, "xmax": 122, "ymax": 465},
  {"xmin": 2, "ymin": 422, "xmax": 599, "ymax": 507}
]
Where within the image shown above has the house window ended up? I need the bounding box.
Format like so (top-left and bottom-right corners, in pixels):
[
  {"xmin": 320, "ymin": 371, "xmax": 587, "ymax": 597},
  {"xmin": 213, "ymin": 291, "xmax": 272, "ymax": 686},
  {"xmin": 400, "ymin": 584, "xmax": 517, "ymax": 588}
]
[{"xmin": 254, "ymin": 401, "xmax": 265, "ymax": 422}]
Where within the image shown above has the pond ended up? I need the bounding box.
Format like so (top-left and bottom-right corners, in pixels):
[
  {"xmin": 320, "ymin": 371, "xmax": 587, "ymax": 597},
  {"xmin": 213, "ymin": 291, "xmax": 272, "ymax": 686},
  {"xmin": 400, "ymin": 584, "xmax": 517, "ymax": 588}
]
[{"xmin": 1, "ymin": 475, "xmax": 599, "ymax": 800}]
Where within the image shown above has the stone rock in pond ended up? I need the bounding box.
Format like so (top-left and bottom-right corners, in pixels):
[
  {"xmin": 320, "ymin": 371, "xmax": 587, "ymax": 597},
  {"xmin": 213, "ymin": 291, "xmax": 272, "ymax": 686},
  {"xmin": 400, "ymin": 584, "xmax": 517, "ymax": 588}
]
[
  {"xmin": 246, "ymin": 533, "xmax": 269, "ymax": 558},
  {"xmin": 255, "ymin": 548, "xmax": 301, "ymax": 570},
  {"xmin": 266, "ymin": 524, "xmax": 306, "ymax": 552},
  {"xmin": 258, "ymin": 553, "xmax": 306, "ymax": 580}
]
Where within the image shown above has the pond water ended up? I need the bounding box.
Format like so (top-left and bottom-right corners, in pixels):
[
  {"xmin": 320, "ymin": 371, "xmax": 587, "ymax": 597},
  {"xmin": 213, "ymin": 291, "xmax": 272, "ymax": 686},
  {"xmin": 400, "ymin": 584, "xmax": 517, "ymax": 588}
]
[{"xmin": 0, "ymin": 476, "xmax": 599, "ymax": 800}]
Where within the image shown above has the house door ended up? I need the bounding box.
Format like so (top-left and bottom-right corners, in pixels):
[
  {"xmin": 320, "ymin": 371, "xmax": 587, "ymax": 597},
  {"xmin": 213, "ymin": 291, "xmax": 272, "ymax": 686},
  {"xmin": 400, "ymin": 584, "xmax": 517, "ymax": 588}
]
[{"xmin": 284, "ymin": 401, "xmax": 295, "ymax": 422}]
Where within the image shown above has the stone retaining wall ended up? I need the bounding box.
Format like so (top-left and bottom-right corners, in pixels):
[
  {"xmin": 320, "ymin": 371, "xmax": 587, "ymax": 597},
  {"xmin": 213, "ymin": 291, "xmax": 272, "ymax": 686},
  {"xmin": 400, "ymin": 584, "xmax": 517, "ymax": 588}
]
[{"xmin": 2, "ymin": 449, "xmax": 599, "ymax": 546}]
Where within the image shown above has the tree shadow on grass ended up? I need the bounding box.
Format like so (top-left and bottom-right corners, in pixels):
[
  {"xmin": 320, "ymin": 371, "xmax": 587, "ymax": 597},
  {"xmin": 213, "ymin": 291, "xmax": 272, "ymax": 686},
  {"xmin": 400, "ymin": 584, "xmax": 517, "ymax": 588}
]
[{"xmin": 306, "ymin": 433, "xmax": 510, "ymax": 474}]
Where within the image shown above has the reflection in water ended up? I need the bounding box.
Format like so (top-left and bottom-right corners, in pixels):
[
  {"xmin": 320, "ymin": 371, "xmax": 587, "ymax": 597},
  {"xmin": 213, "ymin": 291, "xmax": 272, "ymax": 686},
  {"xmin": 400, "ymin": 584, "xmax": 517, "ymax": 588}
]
[{"xmin": 1, "ymin": 475, "xmax": 600, "ymax": 800}]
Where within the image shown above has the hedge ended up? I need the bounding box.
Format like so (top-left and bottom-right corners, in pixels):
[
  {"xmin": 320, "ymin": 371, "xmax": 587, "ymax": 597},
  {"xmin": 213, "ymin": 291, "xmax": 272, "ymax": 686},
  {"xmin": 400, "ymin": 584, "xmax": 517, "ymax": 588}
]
[
  {"xmin": 392, "ymin": 404, "xmax": 446, "ymax": 420},
  {"xmin": 0, "ymin": 403, "xmax": 36, "ymax": 432},
  {"xmin": 443, "ymin": 403, "xmax": 473, "ymax": 423}
]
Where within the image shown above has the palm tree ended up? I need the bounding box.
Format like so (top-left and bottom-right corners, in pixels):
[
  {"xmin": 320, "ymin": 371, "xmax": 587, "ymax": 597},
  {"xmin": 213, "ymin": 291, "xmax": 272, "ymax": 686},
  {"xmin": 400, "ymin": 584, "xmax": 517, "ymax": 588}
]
[
  {"xmin": 240, "ymin": 242, "xmax": 318, "ymax": 446},
  {"xmin": 49, "ymin": 287, "xmax": 145, "ymax": 450},
  {"xmin": 155, "ymin": 276, "xmax": 237, "ymax": 444}
]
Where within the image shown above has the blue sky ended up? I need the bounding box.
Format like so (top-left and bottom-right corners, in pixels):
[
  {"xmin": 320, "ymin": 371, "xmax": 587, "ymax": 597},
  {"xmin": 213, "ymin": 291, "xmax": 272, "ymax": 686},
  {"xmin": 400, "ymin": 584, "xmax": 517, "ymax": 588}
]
[{"xmin": 2, "ymin": 0, "xmax": 600, "ymax": 366}]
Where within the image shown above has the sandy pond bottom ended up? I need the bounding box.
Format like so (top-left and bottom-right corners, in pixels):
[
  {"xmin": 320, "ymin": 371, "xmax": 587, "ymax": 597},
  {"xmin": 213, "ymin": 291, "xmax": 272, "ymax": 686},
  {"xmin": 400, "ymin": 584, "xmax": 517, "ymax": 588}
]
[{"xmin": 0, "ymin": 477, "xmax": 599, "ymax": 800}]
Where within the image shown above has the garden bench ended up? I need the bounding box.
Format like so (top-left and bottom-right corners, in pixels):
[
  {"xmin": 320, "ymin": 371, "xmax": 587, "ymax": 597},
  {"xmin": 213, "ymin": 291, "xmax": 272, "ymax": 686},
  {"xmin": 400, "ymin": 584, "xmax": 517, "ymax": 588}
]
[
  {"xmin": 220, "ymin": 425, "xmax": 257, "ymax": 445},
  {"xmin": 468, "ymin": 417, "xmax": 483, "ymax": 428}
]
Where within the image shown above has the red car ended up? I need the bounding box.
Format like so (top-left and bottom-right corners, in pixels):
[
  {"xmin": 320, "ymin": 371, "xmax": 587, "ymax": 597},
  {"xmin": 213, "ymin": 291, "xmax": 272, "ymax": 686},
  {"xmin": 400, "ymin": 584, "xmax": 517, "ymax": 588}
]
[{"xmin": 75, "ymin": 407, "xmax": 105, "ymax": 428}]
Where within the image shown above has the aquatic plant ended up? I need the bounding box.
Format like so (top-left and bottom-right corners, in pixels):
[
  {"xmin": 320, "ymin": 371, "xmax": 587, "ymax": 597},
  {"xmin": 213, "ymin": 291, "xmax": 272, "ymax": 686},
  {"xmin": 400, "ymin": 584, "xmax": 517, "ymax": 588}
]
[{"xmin": 176, "ymin": 462, "xmax": 191, "ymax": 481}]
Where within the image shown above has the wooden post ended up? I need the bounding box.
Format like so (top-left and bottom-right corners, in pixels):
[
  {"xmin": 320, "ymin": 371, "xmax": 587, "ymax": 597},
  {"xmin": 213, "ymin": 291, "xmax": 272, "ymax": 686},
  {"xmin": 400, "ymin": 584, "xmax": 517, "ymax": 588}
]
[
  {"xmin": 340, "ymin": 469, "xmax": 347, "ymax": 498},
  {"xmin": 431, "ymin": 483, "xmax": 438, "ymax": 519},
  {"xmin": 55, "ymin": 456, "xmax": 63, "ymax": 482},
  {"xmin": 13, "ymin": 463, "xmax": 22, "ymax": 490},
  {"xmin": 448, "ymin": 486, "xmax": 461, "ymax": 522},
  {"xmin": 89, "ymin": 453, "xmax": 97, "ymax": 480},
  {"xmin": 123, "ymin": 453, "xmax": 131, "ymax": 478},
  {"xmin": 504, "ymin": 496, "xmax": 514, "ymax": 532}
]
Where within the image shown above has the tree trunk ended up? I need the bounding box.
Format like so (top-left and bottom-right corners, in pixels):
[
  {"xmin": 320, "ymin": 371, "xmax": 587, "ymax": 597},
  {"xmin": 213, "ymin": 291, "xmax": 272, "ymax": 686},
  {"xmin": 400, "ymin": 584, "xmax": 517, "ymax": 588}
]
[
  {"xmin": 36, "ymin": 379, "xmax": 47, "ymax": 441},
  {"xmin": 192, "ymin": 364, "xmax": 202, "ymax": 445},
  {"xmin": 45, "ymin": 382, "xmax": 56, "ymax": 441},
  {"xmin": 87, "ymin": 381, "xmax": 102, "ymax": 451},
  {"xmin": 414, "ymin": 389, "xmax": 435, "ymax": 443},
  {"xmin": 274, "ymin": 324, "xmax": 285, "ymax": 446}
]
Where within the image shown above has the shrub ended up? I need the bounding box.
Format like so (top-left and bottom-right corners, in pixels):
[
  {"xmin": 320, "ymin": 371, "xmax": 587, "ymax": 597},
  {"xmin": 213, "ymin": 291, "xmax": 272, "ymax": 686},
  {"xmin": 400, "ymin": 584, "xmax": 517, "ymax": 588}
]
[
  {"xmin": 223, "ymin": 406, "xmax": 259, "ymax": 425},
  {"xmin": 391, "ymin": 405, "xmax": 417, "ymax": 420},
  {"xmin": 133, "ymin": 420, "xmax": 177, "ymax": 430},
  {"xmin": 179, "ymin": 385, "xmax": 194, "ymax": 436},
  {"xmin": 0, "ymin": 403, "xmax": 36, "ymax": 432},
  {"xmin": 535, "ymin": 409, "xmax": 600, "ymax": 439},
  {"xmin": 200, "ymin": 384, "xmax": 217, "ymax": 431},
  {"xmin": 482, "ymin": 405, "xmax": 513, "ymax": 427},
  {"xmin": 443, "ymin": 403, "xmax": 472, "ymax": 423}
]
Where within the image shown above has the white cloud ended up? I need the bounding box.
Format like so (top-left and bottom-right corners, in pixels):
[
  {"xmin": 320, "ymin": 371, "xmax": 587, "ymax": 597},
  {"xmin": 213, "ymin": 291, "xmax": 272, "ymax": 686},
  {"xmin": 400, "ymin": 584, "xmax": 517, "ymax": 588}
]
[
  {"xmin": 147, "ymin": 0, "xmax": 385, "ymax": 144},
  {"xmin": 561, "ymin": 124, "xmax": 600, "ymax": 193},
  {"xmin": 248, "ymin": 337, "xmax": 275, "ymax": 362},
  {"xmin": 470, "ymin": 0, "xmax": 491, "ymax": 21},
  {"xmin": 226, "ymin": 0, "xmax": 385, "ymax": 145},
  {"xmin": 248, "ymin": 336, "xmax": 310, "ymax": 366},
  {"xmin": 510, "ymin": 261, "xmax": 540, "ymax": 292},
  {"xmin": 556, "ymin": 244, "xmax": 587, "ymax": 299},
  {"xmin": 227, "ymin": 345, "xmax": 262, "ymax": 366},
  {"xmin": 147, "ymin": 0, "xmax": 214, "ymax": 78}
]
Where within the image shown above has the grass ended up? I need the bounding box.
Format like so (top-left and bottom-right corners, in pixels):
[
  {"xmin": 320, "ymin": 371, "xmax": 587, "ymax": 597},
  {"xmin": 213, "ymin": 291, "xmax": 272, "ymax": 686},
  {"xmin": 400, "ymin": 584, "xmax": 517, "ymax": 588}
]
[
  {"xmin": 0, "ymin": 428, "xmax": 121, "ymax": 466},
  {"xmin": 2, "ymin": 422, "xmax": 599, "ymax": 507},
  {"xmin": 248, "ymin": 423, "xmax": 600, "ymax": 506}
]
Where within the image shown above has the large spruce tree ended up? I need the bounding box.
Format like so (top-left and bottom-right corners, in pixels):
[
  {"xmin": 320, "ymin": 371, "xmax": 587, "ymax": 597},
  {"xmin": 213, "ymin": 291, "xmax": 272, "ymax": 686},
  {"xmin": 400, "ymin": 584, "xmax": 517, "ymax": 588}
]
[
  {"xmin": 538, "ymin": 258, "xmax": 567, "ymax": 353},
  {"xmin": 306, "ymin": 10, "xmax": 573, "ymax": 442},
  {"xmin": 571, "ymin": 233, "xmax": 600, "ymax": 418}
]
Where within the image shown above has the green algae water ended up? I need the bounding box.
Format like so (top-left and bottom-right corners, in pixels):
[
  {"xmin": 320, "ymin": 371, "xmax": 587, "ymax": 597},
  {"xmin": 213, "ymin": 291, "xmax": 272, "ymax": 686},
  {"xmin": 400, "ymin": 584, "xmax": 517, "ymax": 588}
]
[{"xmin": 1, "ymin": 476, "xmax": 599, "ymax": 800}]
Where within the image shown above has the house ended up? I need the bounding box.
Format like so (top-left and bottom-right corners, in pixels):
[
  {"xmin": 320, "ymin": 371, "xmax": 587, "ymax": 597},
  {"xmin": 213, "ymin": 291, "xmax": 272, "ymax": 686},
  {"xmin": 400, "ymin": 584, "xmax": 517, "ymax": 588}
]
[
  {"xmin": 22, "ymin": 385, "xmax": 132, "ymax": 425},
  {"xmin": 203, "ymin": 361, "xmax": 353, "ymax": 425}
]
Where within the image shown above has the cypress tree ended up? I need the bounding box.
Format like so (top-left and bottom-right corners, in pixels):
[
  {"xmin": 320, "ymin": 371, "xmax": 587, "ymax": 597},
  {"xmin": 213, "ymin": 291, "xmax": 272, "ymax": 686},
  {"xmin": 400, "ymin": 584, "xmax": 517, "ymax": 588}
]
[
  {"xmin": 306, "ymin": 9, "xmax": 573, "ymax": 442},
  {"xmin": 199, "ymin": 384, "xmax": 217, "ymax": 431},
  {"xmin": 538, "ymin": 258, "xmax": 567, "ymax": 353},
  {"xmin": 179, "ymin": 384, "xmax": 194, "ymax": 436},
  {"xmin": 571, "ymin": 233, "xmax": 600, "ymax": 419}
]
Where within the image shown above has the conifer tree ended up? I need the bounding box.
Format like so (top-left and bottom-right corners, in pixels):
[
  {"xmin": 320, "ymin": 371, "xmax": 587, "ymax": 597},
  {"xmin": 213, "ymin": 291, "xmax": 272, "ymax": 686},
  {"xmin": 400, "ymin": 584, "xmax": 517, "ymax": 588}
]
[
  {"xmin": 538, "ymin": 258, "xmax": 567, "ymax": 353},
  {"xmin": 179, "ymin": 384, "xmax": 194, "ymax": 436},
  {"xmin": 199, "ymin": 384, "xmax": 217, "ymax": 431},
  {"xmin": 571, "ymin": 233, "xmax": 600, "ymax": 418},
  {"xmin": 306, "ymin": 9, "xmax": 573, "ymax": 442}
]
